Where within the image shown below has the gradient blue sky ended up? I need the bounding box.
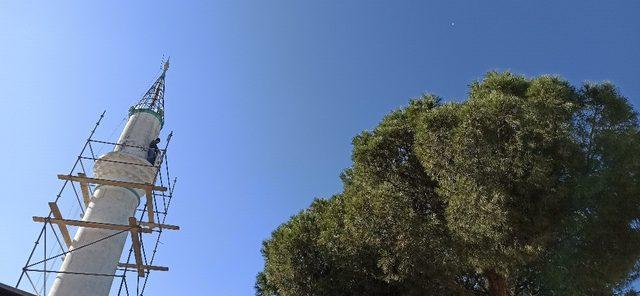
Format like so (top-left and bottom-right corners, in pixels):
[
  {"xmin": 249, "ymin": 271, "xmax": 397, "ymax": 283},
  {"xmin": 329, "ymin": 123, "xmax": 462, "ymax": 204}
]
[{"xmin": 0, "ymin": 1, "xmax": 639, "ymax": 295}]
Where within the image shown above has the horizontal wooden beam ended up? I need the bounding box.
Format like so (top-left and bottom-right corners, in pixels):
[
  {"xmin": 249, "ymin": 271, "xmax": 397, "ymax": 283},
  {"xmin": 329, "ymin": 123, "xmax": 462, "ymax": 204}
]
[
  {"xmin": 117, "ymin": 263, "xmax": 169, "ymax": 272},
  {"xmin": 48, "ymin": 202, "xmax": 73, "ymax": 248},
  {"xmin": 33, "ymin": 216, "xmax": 152, "ymax": 233},
  {"xmin": 139, "ymin": 221, "xmax": 180, "ymax": 231},
  {"xmin": 57, "ymin": 174, "xmax": 167, "ymax": 192}
]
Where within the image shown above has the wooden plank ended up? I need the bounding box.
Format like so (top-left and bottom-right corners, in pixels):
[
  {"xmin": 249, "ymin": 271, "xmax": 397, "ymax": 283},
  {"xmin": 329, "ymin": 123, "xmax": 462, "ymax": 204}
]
[
  {"xmin": 77, "ymin": 173, "xmax": 92, "ymax": 207},
  {"xmin": 145, "ymin": 189, "xmax": 154, "ymax": 224},
  {"xmin": 129, "ymin": 217, "xmax": 145, "ymax": 277},
  {"xmin": 117, "ymin": 263, "xmax": 169, "ymax": 272},
  {"xmin": 48, "ymin": 202, "xmax": 73, "ymax": 248},
  {"xmin": 138, "ymin": 221, "xmax": 180, "ymax": 230},
  {"xmin": 33, "ymin": 216, "xmax": 152, "ymax": 233},
  {"xmin": 57, "ymin": 174, "xmax": 167, "ymax": 192}
]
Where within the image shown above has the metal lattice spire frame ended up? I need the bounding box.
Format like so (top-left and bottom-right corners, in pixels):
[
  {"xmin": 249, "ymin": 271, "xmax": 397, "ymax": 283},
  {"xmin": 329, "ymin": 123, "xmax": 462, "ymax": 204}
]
[{"xmin": 130, "ymin": 59, "xmax": 169, "ymax": 122}]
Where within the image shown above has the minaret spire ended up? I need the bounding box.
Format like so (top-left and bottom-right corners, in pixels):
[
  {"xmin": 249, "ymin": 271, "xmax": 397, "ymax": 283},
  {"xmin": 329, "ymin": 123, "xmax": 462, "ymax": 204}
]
[
  {"xmin": 163, "ymin": 57, "xmax": 170, "ymax": 72},
  {"xmin": 131, "ymin": 58, "xmax": 170, "ymax": 124},
  {"xmin": 150, "ymin": 58, "xmax": 170, "ymax": 107}
]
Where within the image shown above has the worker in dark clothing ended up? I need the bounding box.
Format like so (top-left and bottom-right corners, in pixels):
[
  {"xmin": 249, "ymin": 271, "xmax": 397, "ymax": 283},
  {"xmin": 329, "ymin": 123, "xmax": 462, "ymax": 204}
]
[{"xmin": 147, "ymin": 138, "xmax": 161, "ymax": 164}]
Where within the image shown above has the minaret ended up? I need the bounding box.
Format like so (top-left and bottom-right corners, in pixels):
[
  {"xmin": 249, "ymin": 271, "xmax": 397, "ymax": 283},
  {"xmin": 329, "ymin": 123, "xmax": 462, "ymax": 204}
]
[{"xmin": 48, "ymin": 61, "xmax": 170, "ymax": 296}]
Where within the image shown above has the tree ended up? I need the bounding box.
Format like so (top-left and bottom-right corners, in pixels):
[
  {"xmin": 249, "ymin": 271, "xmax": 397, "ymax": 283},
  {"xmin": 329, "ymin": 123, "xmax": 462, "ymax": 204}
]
[{"xmin": 257, "ymin": 72, "xmax": 640, "ymax": 296}]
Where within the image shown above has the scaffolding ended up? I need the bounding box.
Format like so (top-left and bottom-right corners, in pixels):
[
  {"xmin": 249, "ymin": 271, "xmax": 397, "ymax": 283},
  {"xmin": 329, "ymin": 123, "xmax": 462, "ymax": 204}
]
[{"xmin": 15, "ymin": 111, "xmax": 180, "ymax": 296}]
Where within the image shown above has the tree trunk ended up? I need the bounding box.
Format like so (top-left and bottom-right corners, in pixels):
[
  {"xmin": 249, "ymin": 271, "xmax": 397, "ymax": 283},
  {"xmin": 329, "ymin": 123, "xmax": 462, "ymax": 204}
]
[{"xmin": 486, "ymin": 270, "xmax": 508, "ymax": 296}]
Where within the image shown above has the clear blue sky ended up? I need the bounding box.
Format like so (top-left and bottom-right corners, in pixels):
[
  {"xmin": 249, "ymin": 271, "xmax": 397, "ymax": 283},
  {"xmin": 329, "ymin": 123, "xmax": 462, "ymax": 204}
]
[{"xmin": 0, "ymin": 1, "xmax": 638, "ymax": 295}]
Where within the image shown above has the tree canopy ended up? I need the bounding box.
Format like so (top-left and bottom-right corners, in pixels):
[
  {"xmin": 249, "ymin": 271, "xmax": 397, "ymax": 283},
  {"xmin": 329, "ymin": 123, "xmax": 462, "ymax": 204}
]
[{"xmin": 256, "ymin": 72, "xmax": 640, "ymax": 296}]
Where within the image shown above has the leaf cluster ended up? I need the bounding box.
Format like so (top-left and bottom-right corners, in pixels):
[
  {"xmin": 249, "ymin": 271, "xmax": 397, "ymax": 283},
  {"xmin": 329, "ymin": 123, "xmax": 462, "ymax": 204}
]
[{"xmin": 257, "ymin": 72, "xmax": 640, "ymax": 296}]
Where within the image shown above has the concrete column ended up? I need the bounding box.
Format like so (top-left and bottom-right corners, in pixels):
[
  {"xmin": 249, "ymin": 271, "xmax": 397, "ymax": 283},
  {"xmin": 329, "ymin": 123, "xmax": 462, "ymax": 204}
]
[{"xmin": 48, "ymin": 111, "xmax": 162, "ymax": 296}]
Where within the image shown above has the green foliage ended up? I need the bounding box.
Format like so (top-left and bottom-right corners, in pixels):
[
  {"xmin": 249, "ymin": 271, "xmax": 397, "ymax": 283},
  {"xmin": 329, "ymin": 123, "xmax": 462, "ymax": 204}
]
[{"xmin": 257, "ymin": 72, "xmax": 640, "ymax": 296}]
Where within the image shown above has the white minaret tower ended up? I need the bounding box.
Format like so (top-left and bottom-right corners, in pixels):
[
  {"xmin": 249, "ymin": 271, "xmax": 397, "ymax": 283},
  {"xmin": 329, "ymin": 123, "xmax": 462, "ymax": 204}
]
[{"xmin": 48, "ymin": 60, "xmax": 170, "ymax": 296}]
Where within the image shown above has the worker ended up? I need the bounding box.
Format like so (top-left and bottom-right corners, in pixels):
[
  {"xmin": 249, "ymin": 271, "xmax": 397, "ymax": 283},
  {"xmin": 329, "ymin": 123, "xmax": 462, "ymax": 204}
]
[{"xmin": 147, "ymin": 138, "xmax": 161, "ymax": 164}]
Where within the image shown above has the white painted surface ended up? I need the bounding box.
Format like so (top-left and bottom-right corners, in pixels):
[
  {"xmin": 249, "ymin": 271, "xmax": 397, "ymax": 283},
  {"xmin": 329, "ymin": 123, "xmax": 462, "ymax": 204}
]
[
  {"xmin": 115, "ymin": 111, "xmax": 162, "ymax": 160},
  {"xmin": 48, "ymin": 110, "xmax": 161, "ymax": 296}
]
